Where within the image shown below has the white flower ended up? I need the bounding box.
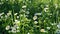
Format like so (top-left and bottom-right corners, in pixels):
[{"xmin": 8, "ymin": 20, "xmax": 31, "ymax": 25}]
[
  {"xmin": 11, "ymin": 29, "xmax": 16, "ymax": 33},
  {"xmin": 17, "ymin": 16, "xmax": 19, "ymax": 18},
  {"xmin": 44, "ymin": 8, "xmax": 49, "ymax": 12},
  {"xmin": 14, "ymin": 20, "xmax": 20, "ymax": 25},
  {"xmin": 40, "ymin": 29, "xmax": 46, "ymax": 32},
  {"xmin": 27, "ymin": 32, "xmax": 30, "ymax": 34},
  {"xmin": 6, "ymin": 25, "xmax": 10, "ymax": 30},
  {"xmin": 22, "ymin": 5, "xmax": 26, "ymax": 8},
  {"xmin": 34, "ymin": 13, "xmax": 42, "ymax": 15},
  {"xmin": 7, "ymin": 13, "xmax": 11, "ymax": 16},
  {"xmin": 33, "ymin": 15, "xmax": 37, "ymax": 20},
  {"xmin": 34, "ymin": 21, "xmax": 38, "ymax": 24},
  {"xmin": 11, "ymin": 27, "xmax": 16, "ymax": 33},
  {"xmin": 47, "ymin": 27, "xmax": 50, "ymax": 30}
]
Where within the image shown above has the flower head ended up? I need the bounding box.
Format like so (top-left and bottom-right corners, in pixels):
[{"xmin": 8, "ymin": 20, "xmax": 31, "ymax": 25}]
[
  {"xmin": 6, "ymin": 25, "xmax": 10, "ymax": 30},
  {"xmin": 40, "ymin": 29, "xmax": 46, "ymax": 32},
  {"xmin": 33, "ymin": 15, "xmax": 37, "ymax": 20}
]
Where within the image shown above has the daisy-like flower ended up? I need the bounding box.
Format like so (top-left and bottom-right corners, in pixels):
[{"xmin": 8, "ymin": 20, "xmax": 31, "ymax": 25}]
[
  {"xmin": 17, "ymin": 16, "xmax": 19, "ymax": 18},
  {"xmin": 40, "ymin": 29, "xmax": 46, "ymax": 32},
  {"xmin": 33, "ymin": 15, "xmax": 37, "ymax": 20},
  {"xmin": 34, "ymin": 21, "xmax": 38, "ymax": 24},
  {"xmin": 11, "ymin": 28, "xmax": 16, "ymax": 33},
  {"xmin": 44, "ymin": 8, "xmax": 49, "ymax": 12},
  {"xmin": 5, "ymin": 25, "xmax": 10, "ymax": 30},
  {"xmin": 7, "ymin": 12, "xmax": 11, "ymax": 16}
]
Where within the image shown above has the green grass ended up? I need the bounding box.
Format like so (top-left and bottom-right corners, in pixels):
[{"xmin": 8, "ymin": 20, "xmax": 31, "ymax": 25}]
[{"xmin": 0, "ymin": 0, "xmax": 60, "ymax": 34}]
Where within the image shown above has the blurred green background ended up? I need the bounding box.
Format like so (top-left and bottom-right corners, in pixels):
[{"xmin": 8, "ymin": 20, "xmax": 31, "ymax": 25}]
[{"xmin": 0, "ymin": 0, "xmax": 60, "ymax": 34}]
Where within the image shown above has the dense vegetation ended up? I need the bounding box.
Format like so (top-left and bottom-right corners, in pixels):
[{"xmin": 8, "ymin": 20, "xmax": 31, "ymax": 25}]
[{"xmin": 0, "ymin": 0, "xmax": 60, "ymax": 34}]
